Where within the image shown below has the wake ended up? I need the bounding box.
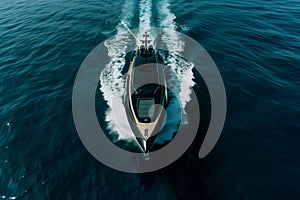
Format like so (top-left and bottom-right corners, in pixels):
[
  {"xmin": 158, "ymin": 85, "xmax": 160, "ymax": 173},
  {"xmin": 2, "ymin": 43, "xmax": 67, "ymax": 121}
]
[
  {"xmin": 99, "ymin": 0, "xmax": 136, "ymax": 140},
  {"xmin": 157, "ymin": 0, "xmax": 195, "ymax": 123},
  {"xmin": 99, "ymin": 0, "xmax": 195, "ymax": 141}
]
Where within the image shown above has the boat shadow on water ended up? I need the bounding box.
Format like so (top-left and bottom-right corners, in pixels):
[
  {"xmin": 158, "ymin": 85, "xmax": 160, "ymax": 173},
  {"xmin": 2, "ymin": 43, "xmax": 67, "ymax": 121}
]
[{"xmin": 137, "ymin": 68, "xmax": 212, "ymax": 189}]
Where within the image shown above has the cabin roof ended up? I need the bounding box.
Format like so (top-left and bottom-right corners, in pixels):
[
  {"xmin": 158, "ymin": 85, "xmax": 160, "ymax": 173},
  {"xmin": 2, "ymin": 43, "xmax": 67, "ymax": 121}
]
[{"xmin": 135, "ymin": 49, "xmax": 157, "ymax": 66}]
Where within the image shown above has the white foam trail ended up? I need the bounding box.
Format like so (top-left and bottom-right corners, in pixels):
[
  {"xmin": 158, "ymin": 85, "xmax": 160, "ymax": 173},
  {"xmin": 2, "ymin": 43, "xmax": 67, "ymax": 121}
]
[
  {"xmin": 99, "ymin": 0, "xmax": 136, "ymax": 140},
  {"xmin": 139, "ymin": 0, "xmax": 152, "ymax": 29},
  {"xmin": 157, "ymin": 0, "xmax": 195, "ymax": 123},
  {"xmin": 120, "ymin": 20, "xmax": 137, "ymax": 40},
  {"xmin": 137, "ymin": 0, "xmax": 155, "ymax": 47},
  {"xmin": 100, "ymin": 0, "xmax": 156, "ymax": 141}
]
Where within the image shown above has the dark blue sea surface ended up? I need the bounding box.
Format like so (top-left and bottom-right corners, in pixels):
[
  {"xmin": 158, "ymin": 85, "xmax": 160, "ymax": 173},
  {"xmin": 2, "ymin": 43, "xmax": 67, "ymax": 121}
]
[{"xmin": 0, "ymin": 0, "xmax": 299, "ymax": 199}]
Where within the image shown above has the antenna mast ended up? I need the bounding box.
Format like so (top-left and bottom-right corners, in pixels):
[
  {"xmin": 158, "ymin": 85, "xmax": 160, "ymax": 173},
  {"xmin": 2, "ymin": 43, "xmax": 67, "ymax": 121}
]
[{"xmin": 141, "ymin": 32, "xmax": 151, "ymax": 50}]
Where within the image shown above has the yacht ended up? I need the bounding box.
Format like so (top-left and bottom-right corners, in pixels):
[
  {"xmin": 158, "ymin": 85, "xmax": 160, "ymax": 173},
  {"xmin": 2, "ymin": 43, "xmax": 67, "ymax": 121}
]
[{"xmin": 124, "ymin": 32, "xmax": 168, "ymax": 152}]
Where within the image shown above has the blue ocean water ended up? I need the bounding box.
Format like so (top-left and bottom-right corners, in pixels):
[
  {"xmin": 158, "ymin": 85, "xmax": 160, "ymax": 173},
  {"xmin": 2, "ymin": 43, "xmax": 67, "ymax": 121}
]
[{"xmin": 0, "ymin": 0, "xmax": 299, "ymax": 199}]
